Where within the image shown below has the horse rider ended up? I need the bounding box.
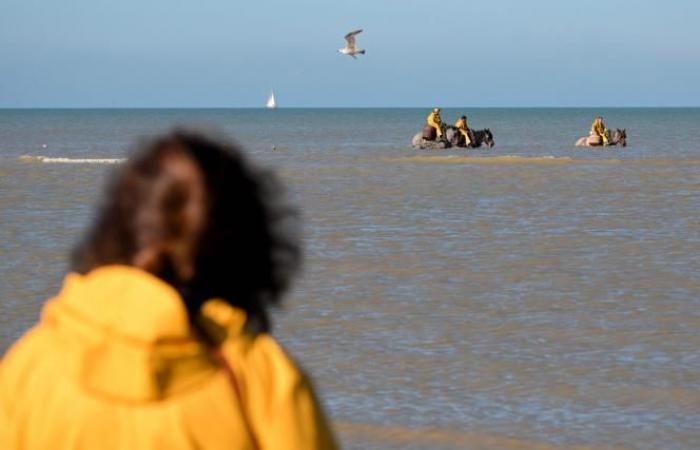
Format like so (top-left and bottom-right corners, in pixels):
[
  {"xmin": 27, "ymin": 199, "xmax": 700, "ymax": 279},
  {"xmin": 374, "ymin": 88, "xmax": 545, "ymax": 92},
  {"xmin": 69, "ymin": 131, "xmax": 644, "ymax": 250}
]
[
  {"xmin": 455, "ymin": 115, "xmax": 472, "ymax": 147},
  {"xmin": 590, "ymin": 116, "xmax": 609, "ymax": 146},
  {"xmin": 427, "ymin": 108, "xmax": 444, "ymax": 140}
]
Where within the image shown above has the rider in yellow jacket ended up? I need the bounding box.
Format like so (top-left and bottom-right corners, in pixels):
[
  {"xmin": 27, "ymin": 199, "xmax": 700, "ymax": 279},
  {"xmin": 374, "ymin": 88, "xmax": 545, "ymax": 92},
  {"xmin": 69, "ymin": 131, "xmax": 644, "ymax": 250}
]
[
  {"xmin": 455, "ymin": 115, "xmax": 472, "ymax": 147},
  {"xmin": 590, "ymin": 116, "xmax": 609, "ymax": 146},
  {"xmin": 427, "ymin": 108, "xmax": 444, "ymax": 139}
]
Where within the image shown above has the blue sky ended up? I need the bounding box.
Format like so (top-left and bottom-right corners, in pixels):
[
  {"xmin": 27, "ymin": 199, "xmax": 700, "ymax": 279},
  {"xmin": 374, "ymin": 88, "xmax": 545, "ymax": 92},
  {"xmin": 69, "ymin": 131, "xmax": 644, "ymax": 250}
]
[{"xmin": 1, "ymin": 0, "xmax": 699, "ymax": 107}]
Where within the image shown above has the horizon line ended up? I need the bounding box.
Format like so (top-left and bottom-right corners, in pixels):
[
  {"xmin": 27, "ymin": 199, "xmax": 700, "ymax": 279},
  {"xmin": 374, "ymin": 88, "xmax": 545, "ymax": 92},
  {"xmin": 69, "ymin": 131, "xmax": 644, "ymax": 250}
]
[{"xmin": 2, "ymin": 105, "xmax": 700, "ymax": 110}]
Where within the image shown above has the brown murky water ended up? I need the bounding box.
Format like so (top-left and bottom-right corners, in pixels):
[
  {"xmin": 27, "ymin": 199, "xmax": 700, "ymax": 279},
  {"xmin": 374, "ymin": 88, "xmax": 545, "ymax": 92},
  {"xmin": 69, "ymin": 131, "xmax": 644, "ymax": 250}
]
[{"xmin": 1, "ymin": 109, "xmax": 699, "ymax": 449}]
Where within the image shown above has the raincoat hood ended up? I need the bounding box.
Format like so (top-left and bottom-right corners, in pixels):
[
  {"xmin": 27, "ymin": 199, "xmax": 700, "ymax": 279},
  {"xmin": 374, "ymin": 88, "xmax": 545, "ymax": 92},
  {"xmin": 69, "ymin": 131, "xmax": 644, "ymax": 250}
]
[{"xmin": 42, "ymin": 265, "xmax": 244, "ymax": 402}]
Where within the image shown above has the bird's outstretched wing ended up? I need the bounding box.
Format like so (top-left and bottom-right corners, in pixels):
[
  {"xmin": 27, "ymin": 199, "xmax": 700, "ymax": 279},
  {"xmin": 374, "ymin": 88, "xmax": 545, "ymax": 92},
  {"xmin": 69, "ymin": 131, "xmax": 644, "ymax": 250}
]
[{"xmin": 344, "ymin": 29, "xmax": 363, "ymax": 50}]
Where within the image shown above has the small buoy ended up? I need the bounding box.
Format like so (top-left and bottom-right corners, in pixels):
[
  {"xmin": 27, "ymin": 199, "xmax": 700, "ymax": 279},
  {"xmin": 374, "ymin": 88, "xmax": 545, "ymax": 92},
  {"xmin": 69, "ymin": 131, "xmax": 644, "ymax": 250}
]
[
  {"xmin": 41, "ymin": 144, "xmax": 47, "ymax": 148},
  {"xmin": 272, "ymin": 145, "xmax": 277, "ymax": 151}
]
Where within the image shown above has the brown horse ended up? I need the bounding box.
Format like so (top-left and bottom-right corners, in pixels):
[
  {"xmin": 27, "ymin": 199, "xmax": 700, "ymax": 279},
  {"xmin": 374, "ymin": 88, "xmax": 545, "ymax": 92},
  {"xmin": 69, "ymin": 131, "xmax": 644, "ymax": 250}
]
[{"xmin": 575, "ymin": 129, "xmax": 627, "ymax": 147}]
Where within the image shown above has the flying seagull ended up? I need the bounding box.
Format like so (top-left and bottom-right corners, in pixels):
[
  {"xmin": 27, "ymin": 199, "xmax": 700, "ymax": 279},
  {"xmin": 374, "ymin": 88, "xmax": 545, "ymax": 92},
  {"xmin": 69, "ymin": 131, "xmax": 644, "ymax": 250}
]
[{"xmin": 338, "ymin": 29, "xmax": 365, "ymax": 59}]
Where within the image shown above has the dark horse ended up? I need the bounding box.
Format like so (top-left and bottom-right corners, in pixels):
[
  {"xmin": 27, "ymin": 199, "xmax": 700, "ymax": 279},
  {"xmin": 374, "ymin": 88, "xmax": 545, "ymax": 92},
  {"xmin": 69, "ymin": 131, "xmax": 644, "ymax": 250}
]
[
  {"xmin": 444, "ymin": 125, "xmax": 495, "ymax": 148},
  {"xmin": 575, "ymin": 129, "xmax": 627, "ymax": 147}
]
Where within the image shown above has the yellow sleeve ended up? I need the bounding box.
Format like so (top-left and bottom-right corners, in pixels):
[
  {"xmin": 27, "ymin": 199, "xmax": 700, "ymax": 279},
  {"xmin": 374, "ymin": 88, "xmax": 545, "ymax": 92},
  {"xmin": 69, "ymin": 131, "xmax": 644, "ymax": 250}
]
[
  {"xmin": 0, "ymin": 328, "xmax": 38, "ymax": 450},
  {"xmin": 0, "ymin": 364, "xmax": 13, "ymax": 449},
  {"xmin": 224, "ymin": 334, "xmax": 338, "ymax": 450}
]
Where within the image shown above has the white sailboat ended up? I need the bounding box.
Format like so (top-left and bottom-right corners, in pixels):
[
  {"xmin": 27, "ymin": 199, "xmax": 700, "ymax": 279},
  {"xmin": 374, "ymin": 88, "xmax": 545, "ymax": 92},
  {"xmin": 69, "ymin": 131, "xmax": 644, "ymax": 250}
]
[{"xmin": 265, "ymin": 90, "xmax": 277, "ymax": 109}]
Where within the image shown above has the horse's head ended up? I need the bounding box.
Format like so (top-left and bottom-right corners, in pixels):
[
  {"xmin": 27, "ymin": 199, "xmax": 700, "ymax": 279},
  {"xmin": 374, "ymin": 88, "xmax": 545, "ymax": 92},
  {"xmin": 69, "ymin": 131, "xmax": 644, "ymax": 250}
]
[
  {"xmin": 615, "ymin": 128, "xmax": 627, "ymax": 147},
  {"xmin": 483, "ymin": 129, "xmax": 495, "ymax": 148}
]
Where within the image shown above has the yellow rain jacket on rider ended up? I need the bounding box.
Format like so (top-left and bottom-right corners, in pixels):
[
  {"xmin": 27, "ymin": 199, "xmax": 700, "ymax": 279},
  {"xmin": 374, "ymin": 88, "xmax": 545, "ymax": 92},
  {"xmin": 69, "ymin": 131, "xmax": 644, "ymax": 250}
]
[
  {"xmin": 0, "ymin": 265, "xmax": 338, "ymax": 450},
  {"xmin": 454, "ymin": 117, "xmax": 472, "ymax": 146},
  {"xmin": 590, "ymin": 118, "xmax": 609, "ymax": 146},
  {"xmin": 427, "ymin": 110, "xmax": 443, "ymax": 138}
]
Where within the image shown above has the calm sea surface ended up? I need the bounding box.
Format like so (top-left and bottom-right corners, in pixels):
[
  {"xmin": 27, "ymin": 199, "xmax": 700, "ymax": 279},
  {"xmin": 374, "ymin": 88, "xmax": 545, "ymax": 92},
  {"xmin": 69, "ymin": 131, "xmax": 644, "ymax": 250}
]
[{"xmin": 1, "ymin": 108, "xmax": 699, "ymax": 449}]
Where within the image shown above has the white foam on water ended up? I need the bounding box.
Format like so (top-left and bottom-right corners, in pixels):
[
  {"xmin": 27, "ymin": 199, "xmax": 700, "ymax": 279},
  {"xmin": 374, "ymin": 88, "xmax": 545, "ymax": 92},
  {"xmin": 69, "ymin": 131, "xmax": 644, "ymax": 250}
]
[{"xmin": 18, "ymin": 155, "xmax": 126, "ymax": 164}]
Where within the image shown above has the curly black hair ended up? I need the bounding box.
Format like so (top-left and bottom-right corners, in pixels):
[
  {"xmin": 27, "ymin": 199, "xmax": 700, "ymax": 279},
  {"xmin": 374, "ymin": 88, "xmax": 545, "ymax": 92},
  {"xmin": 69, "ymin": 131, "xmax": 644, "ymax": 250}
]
[{"xmin": 71, "ymin": 128, "xmax": 301, "ymax": 333}]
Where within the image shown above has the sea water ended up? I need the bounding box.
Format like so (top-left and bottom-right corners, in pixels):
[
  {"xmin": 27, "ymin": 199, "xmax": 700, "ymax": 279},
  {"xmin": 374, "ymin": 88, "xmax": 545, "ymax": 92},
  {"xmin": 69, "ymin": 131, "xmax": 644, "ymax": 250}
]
[{"xmin": 1, "ymin": 108, "xmax": 699, "ymax": 449}]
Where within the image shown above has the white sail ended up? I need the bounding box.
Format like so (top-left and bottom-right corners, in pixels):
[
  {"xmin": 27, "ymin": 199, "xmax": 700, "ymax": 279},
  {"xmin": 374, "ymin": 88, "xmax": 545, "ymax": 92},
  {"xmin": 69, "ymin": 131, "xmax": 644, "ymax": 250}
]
[{"xmin": 266, "ymin": 91, "xmax": 277, "ymax": 109}]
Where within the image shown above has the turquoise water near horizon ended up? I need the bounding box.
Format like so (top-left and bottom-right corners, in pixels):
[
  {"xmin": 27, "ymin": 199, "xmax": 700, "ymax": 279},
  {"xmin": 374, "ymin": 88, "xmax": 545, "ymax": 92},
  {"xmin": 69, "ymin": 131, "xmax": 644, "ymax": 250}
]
[{"xmin": 1, "ymin": 108, "xmax": 699, "ymax": 449}]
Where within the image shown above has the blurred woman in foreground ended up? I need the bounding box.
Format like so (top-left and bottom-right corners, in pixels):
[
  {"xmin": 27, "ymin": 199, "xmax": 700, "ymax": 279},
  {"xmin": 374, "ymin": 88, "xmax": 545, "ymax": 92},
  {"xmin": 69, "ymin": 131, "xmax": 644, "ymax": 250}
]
[{"xmin": 0, "ymin": 129, "xmax": 338, "ymax": 450}]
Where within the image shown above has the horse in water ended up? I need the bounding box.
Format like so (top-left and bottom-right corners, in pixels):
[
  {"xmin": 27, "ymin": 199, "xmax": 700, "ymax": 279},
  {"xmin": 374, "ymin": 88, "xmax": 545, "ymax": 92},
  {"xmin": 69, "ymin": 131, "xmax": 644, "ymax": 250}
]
[
  {"xmin": 575, "ymin": 129, "xmax": 627, "ymax": 147},
  {"xmin": 412, "ymin": 124, "xmax": 495, "ymax": 150},
  {"xmin": 444, "ymin": 126, "xmax": 495, "ymax": 148},
  {"xmin": 412, "ymin": 125, "xmax": 450, "ymax": 149}
]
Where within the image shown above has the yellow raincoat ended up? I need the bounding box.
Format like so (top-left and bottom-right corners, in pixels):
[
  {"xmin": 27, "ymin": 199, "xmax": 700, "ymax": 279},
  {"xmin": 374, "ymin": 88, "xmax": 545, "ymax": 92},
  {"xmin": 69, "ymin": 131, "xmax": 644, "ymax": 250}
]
[
  {"xmin": 454, "ymin": 117, "xmax": 471, "ymax": 146},
  {"xmin": 0, "ymin": 266, "xmax": 337, "ymax": 450},
  {"xmin": 427, "ymin": 111, "xmax": 443, "ymax": 138},
  {"xmin": 590, "ymin": 118, "xmax": 609, "ymax": 146}
]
